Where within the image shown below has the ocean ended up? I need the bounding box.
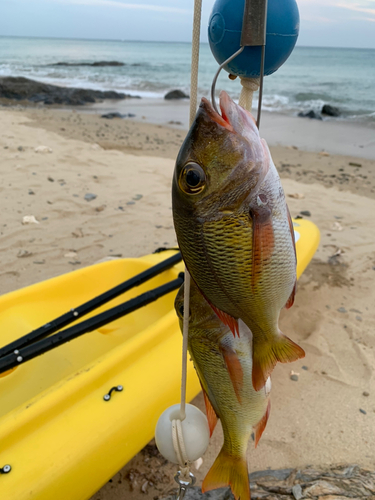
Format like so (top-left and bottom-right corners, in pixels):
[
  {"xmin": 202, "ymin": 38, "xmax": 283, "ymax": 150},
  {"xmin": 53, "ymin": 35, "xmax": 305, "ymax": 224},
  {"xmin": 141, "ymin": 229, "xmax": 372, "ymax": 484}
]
[{"xmin": 1, "ymin": 36, "xmax": 375, "ymax": 124}]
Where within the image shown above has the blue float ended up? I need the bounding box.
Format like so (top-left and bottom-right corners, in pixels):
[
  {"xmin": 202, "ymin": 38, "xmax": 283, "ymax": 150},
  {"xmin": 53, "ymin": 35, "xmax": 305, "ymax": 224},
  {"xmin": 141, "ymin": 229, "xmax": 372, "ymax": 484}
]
[{"xmin": 208, "ymin": 0, "xmax": 300, "ymax": 78}]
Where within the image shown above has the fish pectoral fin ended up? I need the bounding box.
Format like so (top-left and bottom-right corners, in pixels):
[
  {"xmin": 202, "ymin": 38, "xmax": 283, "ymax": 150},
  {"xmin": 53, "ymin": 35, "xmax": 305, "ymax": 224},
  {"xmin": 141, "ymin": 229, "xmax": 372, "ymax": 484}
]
[
  {"xmin": 202, "ymin": 448, "xmax": 250, "ymax": 500},
  {"xmin": 249, "ymin": 201, "xmax": 275, "ymax": 286},
  {"xmin": 253, "ymin": 399, "xmax": 271, "ymax": 447},
  {"xmin": 219, "ymin": 343, "xmax": 244, "ymax": 404},
  {"xmin": 285, "ymin": 280, "xmax": 297, "ymax": 309},
  {"xmin": 252, "ymin": 334, "xmax": 305, "ymax": 391},
  {"xmin": 287, "ymin": 204, "xmax": 297, "ymax": 262},
  {"xmin": 207, "ymin": 301, "xmax": 239, "ymax": 337},
  {"xmin": 200, "ymin": 384, "xmax": 219, "ymax": 437}
]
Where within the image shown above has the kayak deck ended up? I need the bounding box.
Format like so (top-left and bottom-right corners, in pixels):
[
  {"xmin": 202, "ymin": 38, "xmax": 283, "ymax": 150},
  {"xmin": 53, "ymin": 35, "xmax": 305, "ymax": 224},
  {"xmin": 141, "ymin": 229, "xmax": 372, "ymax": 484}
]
[{"xmin": 0, "ymin": 219, "xmax": 320, "ymax": 500}]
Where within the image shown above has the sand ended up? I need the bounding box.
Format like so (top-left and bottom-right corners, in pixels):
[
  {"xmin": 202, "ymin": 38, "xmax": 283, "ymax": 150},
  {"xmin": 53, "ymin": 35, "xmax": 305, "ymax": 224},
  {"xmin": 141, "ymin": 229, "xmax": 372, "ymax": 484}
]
[{"xmin": 0, "ymin": 103, "xmax": 374, "ymax": 500}]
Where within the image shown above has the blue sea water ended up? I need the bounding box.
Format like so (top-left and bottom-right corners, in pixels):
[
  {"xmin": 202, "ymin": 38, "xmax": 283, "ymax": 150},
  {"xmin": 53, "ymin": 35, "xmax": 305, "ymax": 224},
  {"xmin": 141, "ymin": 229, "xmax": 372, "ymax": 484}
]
[{"xmin": 1, "ymin": 36, "xmax": 375, "ymax": 124}]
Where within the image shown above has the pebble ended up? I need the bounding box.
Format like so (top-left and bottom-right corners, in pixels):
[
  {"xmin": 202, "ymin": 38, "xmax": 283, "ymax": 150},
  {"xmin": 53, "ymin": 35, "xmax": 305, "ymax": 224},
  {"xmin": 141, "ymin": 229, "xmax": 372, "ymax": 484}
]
[
  {"xmin": 359, "ymin": 409, "xmax": 367, "ymax": 415},
  {"xmin": 28, "ymin": 189, "xmax": 35, "ymax": 195},
  {"xmin": 133, "ymin": 194, "xmax": 143, "ymax": 201},
  {"xmin": 17, "ymin": 250, "xmax": 33, "ymax": 258},
  {"xmin": 47, "ymin": 176, "xmax": 54, "ymax": 182},
  {"xmin": 292, "ymin": 484, "xmax": 303, "ymax": 500},
  {"xmin": 356, "ymin": 316, "xmax": 362, "ymax": 322},
  {"xmin": 33, "ymin": 260, "xmax": 45, "ymax": 264},
  {"xmin": 84, "ymin": 193, "xmax": 97, "ymax": 202},
  {"xmin": 22, "ymin": 215, "xmax": 39, "ymax": 224},
  {"xmin": 302, "ymin": 366, "xmax": 308, "ymax": 370},
  {"xmin": 300, "ymin": 210, "xmax": 311, "ymax": 217},
  {"xmin": 35, "ymin": 145, "xmax": 53, "ymax": 154},
  {"xmin": 337, "ymin": 307, "xmax": 347, "ymax": 313},
  {"xmin": 363, "ymin": 391, "xmax": 369, "ymax": 397},
  {"xmin": 18, "ymin": 146, "xmax": 24, "ymax": 151},
  {"xmin": 290, "ymin": 374, "xmax": 299, "ymax": 381},
  {"xmin": 126, "ymin": 201, "xmax": 135, "ymax": 205}
]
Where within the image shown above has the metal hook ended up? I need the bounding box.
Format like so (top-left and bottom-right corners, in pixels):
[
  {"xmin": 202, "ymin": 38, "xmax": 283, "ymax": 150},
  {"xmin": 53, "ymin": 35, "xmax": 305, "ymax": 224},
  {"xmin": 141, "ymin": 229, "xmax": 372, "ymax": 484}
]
[
  {"xmin": 174, "ymin": 471, "xmax": 196, "ymax": 500},
  {"xmin": 211, "ymin": 46, "xmax": 245, "ymax": 114}
]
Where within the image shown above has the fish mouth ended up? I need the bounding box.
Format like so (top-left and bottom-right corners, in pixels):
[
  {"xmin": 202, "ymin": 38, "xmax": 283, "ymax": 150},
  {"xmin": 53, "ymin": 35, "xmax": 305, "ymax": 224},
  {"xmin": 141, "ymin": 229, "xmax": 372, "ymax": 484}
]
[{"xmin": 201, "ymin": 91, "xmax": 257, "ymax": 135}]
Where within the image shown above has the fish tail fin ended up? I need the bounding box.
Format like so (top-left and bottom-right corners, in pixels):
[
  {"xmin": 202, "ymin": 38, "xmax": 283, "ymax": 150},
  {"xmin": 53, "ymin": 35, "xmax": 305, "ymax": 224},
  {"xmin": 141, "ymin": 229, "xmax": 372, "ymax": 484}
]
[
  {"xmin": 252, "ymin": 334, "xmax": 305, "ymax": 391},
  {"xmin": 202, "ymin": 448, "xmax": 250, "ymax": 500}
]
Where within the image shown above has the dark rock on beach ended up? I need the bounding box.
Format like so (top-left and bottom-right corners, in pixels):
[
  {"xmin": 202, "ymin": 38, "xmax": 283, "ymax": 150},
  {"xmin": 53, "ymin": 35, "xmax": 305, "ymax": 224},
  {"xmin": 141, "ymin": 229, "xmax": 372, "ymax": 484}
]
[
  {"xmin": 162, "ymin": 465, "xmax": 375, "ymax": 499},
  {"xmin": 50, "ymin": 61, "xmax": 125, "ymax": 67},
  {"xmin": 101, "ymin": 112, "xmax": 136, "ymax": 119},
  {"xmin": 322, "ymin": 104, "xmax": 340, "ymax": 117},
  {"xmin": 164, "ymin": 89, "xmax": 189, "ymax": 100},
  {"xmin": 0, "ymin": 76, "xmax": 139, "ymax": 105},
  {"xmin": 298, "ymin": 110, "xmax": 322, "ymax": 120}
]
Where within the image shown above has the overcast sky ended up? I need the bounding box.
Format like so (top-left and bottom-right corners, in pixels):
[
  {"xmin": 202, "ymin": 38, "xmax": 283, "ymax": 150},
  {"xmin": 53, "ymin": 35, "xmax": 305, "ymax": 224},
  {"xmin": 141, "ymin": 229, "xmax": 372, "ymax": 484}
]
[{"xmin": 1, "ymin": 0, "xmax": 375, "ymax": 49}]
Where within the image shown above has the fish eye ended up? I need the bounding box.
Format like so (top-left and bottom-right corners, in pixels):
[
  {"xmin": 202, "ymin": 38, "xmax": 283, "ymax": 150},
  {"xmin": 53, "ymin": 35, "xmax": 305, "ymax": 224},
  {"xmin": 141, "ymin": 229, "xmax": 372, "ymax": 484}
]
[
  {"xmin": 179, "ymin": 162, "xmax": 206, "ymax": 195},
  {"xmin": 179, "ymin": 305, "xmax": 184, "ymax": 316}
]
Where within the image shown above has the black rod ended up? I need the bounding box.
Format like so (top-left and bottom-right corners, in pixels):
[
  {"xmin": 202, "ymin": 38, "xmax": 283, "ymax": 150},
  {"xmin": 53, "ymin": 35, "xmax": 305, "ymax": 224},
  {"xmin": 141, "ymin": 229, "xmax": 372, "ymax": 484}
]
[
  {"xmin": 0, "ymin": 251, "xmax": 182, "ymax": 359},
  {"xmin": 0, "ymin": 275, "xmax": 184, "ymax": 374}
]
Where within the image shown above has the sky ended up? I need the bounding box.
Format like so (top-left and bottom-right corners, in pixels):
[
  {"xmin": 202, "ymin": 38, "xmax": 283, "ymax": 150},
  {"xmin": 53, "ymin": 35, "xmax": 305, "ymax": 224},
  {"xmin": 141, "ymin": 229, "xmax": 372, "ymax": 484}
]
[{"xmin": 1, "ymin": 0, "xmax": 375, "ymax": 49}]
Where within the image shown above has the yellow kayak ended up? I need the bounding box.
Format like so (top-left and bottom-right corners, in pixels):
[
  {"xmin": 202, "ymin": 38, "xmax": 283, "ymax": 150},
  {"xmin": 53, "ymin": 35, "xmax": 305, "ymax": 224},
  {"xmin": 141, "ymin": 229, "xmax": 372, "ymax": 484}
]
[{"xmin": 0, "ymin": 219, "xmax": 319, "ymax": 500}]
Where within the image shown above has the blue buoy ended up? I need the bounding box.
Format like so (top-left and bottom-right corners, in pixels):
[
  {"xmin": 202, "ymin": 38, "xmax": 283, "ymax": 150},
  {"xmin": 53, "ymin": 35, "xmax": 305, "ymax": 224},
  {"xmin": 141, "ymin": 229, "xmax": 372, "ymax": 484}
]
[{"xmin": 208, "ymin": 0, "xmax": 300, "ymax": 78}]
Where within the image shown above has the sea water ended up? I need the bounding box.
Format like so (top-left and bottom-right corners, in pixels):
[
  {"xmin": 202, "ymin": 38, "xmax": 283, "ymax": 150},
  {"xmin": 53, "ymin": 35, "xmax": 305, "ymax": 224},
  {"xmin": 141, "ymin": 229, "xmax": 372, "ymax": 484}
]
[{"xmin": 0, "ymin": 36, "xmax": 374, "ymax": 124}]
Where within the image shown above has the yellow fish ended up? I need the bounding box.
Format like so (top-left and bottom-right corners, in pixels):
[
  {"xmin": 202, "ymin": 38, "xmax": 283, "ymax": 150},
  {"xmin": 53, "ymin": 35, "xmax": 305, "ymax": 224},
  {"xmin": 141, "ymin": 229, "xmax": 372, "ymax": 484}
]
[
  {"xmin": 175, "ymin": 281, "xmax": 271, "ymax": 500},
  {"xmin": 172, "ymin": 91, "xmax": 304, "ymax": 390}
]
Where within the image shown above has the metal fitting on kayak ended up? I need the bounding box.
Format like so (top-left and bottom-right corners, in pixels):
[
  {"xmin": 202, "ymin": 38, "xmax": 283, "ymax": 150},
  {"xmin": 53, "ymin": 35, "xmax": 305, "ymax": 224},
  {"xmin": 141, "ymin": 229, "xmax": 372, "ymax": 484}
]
[
  {"xmin": 0, "ymin": 465, "xmax": 11, "ymax": 474},
  {"xmin": 103, "ymin": 385, "xmax": 123, "ymax": 401}
]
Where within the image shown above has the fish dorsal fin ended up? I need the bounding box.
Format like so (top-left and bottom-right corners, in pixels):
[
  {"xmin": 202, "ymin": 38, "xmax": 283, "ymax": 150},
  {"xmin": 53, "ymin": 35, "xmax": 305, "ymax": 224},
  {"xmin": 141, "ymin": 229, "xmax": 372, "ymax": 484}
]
[
  {"xmin": 254, "ymin": 399, "xmax": 271, "ymax": 447},
  {"xmin": 200, "ymin": 383, "xmax": 219, "ymax": 437},
  {"xmin": 207, "ymin": 301, "xmax": 239, "ymax": 337},
  {"xmin": 219, "ymin": 343, "xmax": 244, "ymax": 404}
]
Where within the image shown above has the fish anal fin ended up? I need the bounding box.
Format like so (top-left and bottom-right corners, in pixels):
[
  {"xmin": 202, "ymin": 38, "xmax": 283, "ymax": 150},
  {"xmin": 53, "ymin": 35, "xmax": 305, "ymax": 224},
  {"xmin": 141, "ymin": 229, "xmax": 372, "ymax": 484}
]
[
  {"xmin": 207, "ymin": 301, "xmax": 239, "ymax": 337},
  {"xmin": 202, "ymin": 448, "xmax": 250, "ymax": 500},
  {"xmin": 200, "ymin": 383, "xmax": 218, "ymax": 437},
  {"xmin": 249, "ymin": 201, "xmax": 275, "ymax": 286},
  {"xmin": 254, "ymin": 399, "xmax": 271, "ymax": 447},
  {"xmin": 285, "ymin": 280, "xmax": 297, "ymax": 309},
  {"xmin": 252, "ymin": 334, "xmax": 305, "ymax": 391},
  {"xmin": 219, "ymin": 344, "xmax": 244, "ymax": 404}
]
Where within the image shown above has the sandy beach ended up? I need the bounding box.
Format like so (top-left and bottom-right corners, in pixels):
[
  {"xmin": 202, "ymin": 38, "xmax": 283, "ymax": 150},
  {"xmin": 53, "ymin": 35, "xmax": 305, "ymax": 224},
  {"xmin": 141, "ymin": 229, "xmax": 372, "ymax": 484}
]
[{"xmin": 1, "ymin": 101, "xmax": 374, "ymax": 500}]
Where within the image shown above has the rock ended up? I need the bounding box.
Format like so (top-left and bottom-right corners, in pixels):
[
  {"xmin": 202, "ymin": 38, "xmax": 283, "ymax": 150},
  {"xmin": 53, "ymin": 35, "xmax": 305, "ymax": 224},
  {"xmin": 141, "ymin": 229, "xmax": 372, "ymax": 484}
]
[
  {"xmin": 161, "ymin": 465, "xmax": 375, "ymax": 500},
  {"xmin": 84, "ymin": 193, "xmax": 97, "ymax": 202},
  {"xmin": 164, "ymin": 89, "xmax": 189, "ymax": 100},
  {"xmin": 22, "ymin": 215, "xmax": 39, "ymax": 224},
  {"xmin": 322, "ymin": 104, "xmax": 340, "ymax": 117},
  {"xmin": 0, "ymin": 76, "xmax": 139, "ymax": 105},
  {"xmin": 298, "ymin": 110, "xmax": 322, "ymax": 120},
  {"xmin": 101, "ymin": 112, "xmax": 124, "ymax": 119},
  {"xmin": 300, "ymin": 210, "xmax": 311, "ymax": 217},
  {"xmin": 35, "ymin": 145, "xmax": 52, "ymax": 154},
  {"xmin": 337, "ymin": 307, "xmax": 347, "ymax": 313}
]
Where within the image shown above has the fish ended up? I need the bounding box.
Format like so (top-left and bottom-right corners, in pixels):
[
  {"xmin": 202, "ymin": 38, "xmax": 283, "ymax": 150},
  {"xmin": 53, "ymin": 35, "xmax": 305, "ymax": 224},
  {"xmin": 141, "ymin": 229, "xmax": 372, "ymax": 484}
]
[
  {"xmin": 172, "ymin": 91, "xmax": 305, "ymax": 391},
  {"xmin": 175, "ymin": 281, "xmax": 271, "ymax": 500}
]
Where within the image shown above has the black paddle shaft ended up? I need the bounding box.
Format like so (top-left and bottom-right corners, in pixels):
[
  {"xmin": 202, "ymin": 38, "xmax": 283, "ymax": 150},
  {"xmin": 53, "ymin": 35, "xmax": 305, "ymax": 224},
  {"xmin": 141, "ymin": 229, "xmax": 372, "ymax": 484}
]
[
  {"xmin": 0, "ymin": 251, "xmax": 182, "ymax": 359},
  {"xmin": 0, "ymin": 275, "xmax": 184, "ymax": 375}
]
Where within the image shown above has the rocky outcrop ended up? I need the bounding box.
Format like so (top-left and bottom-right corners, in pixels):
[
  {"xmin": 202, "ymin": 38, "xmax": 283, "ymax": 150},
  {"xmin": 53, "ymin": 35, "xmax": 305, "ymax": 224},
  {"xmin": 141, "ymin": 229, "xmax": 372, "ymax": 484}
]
[
  {"xmin": 162, "ymin": 465, "xmax": 375, "ymax": 500},
  {"xmin": 164, "ymin": 89, "xmax": 189, "ymax": 100},
  {"xmin": 0, "ymin": 76, "xmax": 139, "ymax": 105},
  {"xmin": 50, "ymin": 61, "xmax": 125, "ymax": 67},
  {"xmin": 322, "ymin": 104, "xmax": 340, "ymax": 117}
]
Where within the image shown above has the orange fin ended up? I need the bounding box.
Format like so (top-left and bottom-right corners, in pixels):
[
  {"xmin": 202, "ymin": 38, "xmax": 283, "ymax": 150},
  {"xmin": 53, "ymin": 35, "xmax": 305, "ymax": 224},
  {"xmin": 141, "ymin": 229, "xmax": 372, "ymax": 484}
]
[
  {"xmin": 254, "ymin": 399, "xmax": 271, "ymax": 447},
  {"xmin": 200, "ymin": 384, "xmax": 218, "ymax": 437},
  {"xmin": 219, "ymin": 343, "xmax": 243, "ymax": 403},
  {"xmin": 249, "ymin": 199, "xmax": 275, "ymax": 286},
  {"xmin": 208, "ymin": 301, "xmax": 239, "ymax": 337},
  {"xmin": 285, "ymin": 280, "xmax": 297, "ymax": 309},
  {"xmin": 202, "ymin": 448, "xmax": 250, "ymax": 500},
  {"xmin": 252, "ymin": 334, "xmax": 305, "ymax": 391}
]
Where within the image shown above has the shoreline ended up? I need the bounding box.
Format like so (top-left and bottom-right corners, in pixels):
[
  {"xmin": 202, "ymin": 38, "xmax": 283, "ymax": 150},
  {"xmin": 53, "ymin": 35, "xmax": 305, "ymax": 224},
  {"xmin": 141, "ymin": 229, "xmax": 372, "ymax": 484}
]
[{"xmin": 3, "ymin": 96, "xmax": 374, "ymax": 160}]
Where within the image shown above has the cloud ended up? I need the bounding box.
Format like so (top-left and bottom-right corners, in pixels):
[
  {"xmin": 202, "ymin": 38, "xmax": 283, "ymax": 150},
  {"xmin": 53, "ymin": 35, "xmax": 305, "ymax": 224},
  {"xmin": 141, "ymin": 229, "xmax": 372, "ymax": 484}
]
[{"xmin": 62, "ymin": 0, "xmax": 190, "ymax": 14}]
